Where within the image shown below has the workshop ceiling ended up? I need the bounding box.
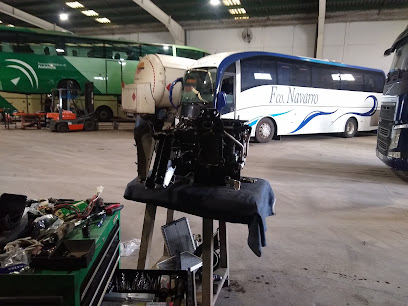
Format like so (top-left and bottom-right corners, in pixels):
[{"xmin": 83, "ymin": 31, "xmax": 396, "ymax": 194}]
[{"xmin": 0, "ymin": 0, "xmax": 408, "ymax": 35}]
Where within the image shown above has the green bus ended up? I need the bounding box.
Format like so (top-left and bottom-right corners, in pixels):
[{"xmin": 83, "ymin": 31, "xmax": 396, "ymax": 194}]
[{"xmin": 0, "ymin": 25, "xmax": 209, "ymax": 120}]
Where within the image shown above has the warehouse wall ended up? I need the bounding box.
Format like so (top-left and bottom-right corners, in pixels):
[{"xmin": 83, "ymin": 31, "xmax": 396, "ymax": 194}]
[
  {"xmin": 322, "ymin": 21, "xmax": 407, "ymax": 72},
  {"xmin": 187, "ymin": 20, "xmax": 407, "ymax": 72},
  {"xmin": 95, "ymin": 20, "xmax": 407, "ymax": 72},
  {"xmin": 186, "ymin": 24, "xmax": 316, "ymax": 57}
]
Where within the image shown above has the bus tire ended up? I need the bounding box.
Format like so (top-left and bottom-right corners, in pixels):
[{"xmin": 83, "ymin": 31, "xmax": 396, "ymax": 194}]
[
  {"xmin": 57, "ymin": 123, "xmax": 69, "ymax": 133},
  {"xmin": 95, "ymin": 106, "xmax": 113, "ymax": 122},
  {"xmin": 255, "ymin": 117, "xmax": 274, "ymax": 143},
  {"xmin": 343, "ymin": 118, "xmax": 358, "ymax": 138}
]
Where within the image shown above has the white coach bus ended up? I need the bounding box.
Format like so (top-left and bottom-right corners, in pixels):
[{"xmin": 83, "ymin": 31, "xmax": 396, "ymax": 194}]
[{"xmin": 179, "ymin": 52, "xmax": 385, "ymax": 142}]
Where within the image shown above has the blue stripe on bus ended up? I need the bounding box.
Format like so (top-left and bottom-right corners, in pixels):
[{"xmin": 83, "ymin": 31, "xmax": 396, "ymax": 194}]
[
  {"xmin": 248, "ymin": 110, "xmax": 292, "ymax": 127},
  {"xmin": 290, "ymin": 110, "xmax": 338, "ymax": 133},
  {"xmin": 332, "ymin": 95, "xmax": 378, "ymax": 124}
]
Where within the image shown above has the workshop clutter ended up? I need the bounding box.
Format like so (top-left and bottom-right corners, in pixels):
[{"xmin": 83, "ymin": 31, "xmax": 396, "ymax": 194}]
[
  {"xmin": 120, "ymin": 238, "xmax": 141, "ymax": 257},
  {"xmin": 105, "ymin": 269, "xmax": 191, "ymax": 305},
  {"xmin": 0, "ymin": 186, "xmax": 123, "ymax": 273},
  {"xmin": 104, "ymin": 217, "xmax": 203, "ymax": 305}
]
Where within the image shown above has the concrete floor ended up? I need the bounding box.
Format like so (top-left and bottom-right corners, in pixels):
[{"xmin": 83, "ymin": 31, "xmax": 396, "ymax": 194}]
[{"xmin": 1, "ymin": 127, "xmax": 407, "ymax": 305}]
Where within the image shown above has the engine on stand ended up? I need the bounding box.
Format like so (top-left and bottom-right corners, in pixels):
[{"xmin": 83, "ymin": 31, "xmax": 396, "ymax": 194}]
[
  {"xmin": 146, "ymin": 108, "xmax": 251, "ymax": 190},
  {"xmin": 121, "ymin": 54, "xmax": 251, "ymax": 190}
]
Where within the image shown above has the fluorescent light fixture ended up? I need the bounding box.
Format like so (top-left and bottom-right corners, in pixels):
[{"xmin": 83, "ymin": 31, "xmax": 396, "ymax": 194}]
[
  {"xmin": 59, "ymin": 13, "xmax": 69, "ymax": 21},
  {"xmin": 235, "ymin": 16, "xmax": 249, "ymax": 19},
  {"xmin": 254, "ymin": 73, "xmax": 272, "ymax": 80},
  {"xmin": 66, "ymin": 1, "xmax": 84, "ymax": 9},
  {"xmin": 228, "ymin": 8, "xmax": 246, "ymax": 15},
  {"xmin": 331, "ymin": 73, "xmax": 355, "ymax": 81},
  {"xmin": 95, "ymin": 17, "xmax": 111, "ymax": 24},
  {"xmin": 210, "ymin": 0, "xmax": 220, "ymax": 5},
  {"xmin": 56, "ymin": 48, "xmax": 65, "ymax": 53},
  {"xmin": 81, "ymin": 10, "xmax": 99, "ymax": 16},
  {"xmin": 223, "ymin": 0, "xmax": 241, "ymax": 6}
]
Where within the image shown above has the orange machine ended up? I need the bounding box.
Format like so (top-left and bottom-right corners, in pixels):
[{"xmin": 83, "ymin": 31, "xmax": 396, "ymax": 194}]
[
  {"xmin": 14, "ymin": 112, "xmax": 46, "ymax": 130},
  {"xmin": 47, "ymin": 82, "xmax": 98, "ymax": 132}
]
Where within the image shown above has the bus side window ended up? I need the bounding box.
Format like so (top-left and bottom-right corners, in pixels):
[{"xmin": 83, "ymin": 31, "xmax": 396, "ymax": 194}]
[
  {"xmin": 0, "ymin": 32, "xmax": 17, "ymax": 53},
  {"xmin": 108, "ymin": 43, "xmax": 140, "ymax": 60},
  {"xmin": 176, "ymin": 48, "xmax": 203, "ymax": 60},
  {"xmin": 241, "ymin": 57, "xmax": 277, "ymax": 91},
  {"xmin": 13, "ymin": 44, "xmax": 34, "ymax": 54},
  {"xmin": 277, "ymin": 62, "xmax": 293, "ymax": 85},
  {"xmin": 293, "ymin": 65, "xmax": 311, "ymax": 87},
  {"xmin": 312, "ymin": 66, "xmax": 339, "ymax": 90},
  {"xmin": 340, "ymin": 69, "xmax": 363, "ymax": 91},
  {"xmin": 364, "ymin": 72, "xmax": 385, "ymax": 93},
  {"xmin": 0, "ymin": 42, "xmax": 12, "ymax": 53},
  {"xmin": 43, "ymin": 45, "xmax": 57, "ymax": 56},
  {"xmin": 141, "ymin": 44, "xmax": 172, "ymax": 57}
]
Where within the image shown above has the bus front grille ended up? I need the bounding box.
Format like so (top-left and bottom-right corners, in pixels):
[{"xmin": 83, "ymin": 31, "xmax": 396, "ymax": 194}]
[
  {"xmin": 380, "ymin": 104, "xmax": 396, "ymax": 121},
  {"xmin": 377, "ymin": 139, "xmax": 388, "ymax": 152},
  {"xmin": 378, "ymin": 126, "xmax": 390, "ymax": 138}
]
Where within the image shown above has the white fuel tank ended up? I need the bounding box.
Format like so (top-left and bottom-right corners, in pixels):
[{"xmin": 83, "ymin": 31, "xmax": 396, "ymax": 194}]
[{"xmin": 122, "ymin": 54, "xmax": 196, "ymax": 114}]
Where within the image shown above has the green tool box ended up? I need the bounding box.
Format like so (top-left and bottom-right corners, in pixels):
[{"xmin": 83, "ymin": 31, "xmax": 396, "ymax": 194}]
[{"xmin": 0, "ymin": 211, "xmax": 120, "ymax": 306}]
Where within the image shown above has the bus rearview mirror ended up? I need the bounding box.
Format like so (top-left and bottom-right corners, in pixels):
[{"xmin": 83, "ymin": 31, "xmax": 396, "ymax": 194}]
[{"xmin": 217, "ymin": 91, "xmax": 227, "ymax": 111}]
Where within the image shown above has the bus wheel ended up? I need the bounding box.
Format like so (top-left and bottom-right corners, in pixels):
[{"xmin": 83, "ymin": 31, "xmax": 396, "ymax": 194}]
[
  {"xmin": 57, "ymin": 123, "xmax": 69, "ymax": 133},
  {"xmin": 343, "ymin": 118, "xmax": 358, "ymax": 138},
  {"xmin": 95, "ymin": 106, "xmax": 113, "ymax": 122},
  {"xmin": 84, "ymin": 120, "xmax": 96, "ymax": 131},
  {"xmin": 255, "ymin": 118, "xmax": 274, "ymax": 143}
]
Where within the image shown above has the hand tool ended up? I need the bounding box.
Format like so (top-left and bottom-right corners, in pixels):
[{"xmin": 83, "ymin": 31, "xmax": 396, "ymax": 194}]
[{"xmin": 104, "ymin": 204, "xmax": 124, "ymax": 215}]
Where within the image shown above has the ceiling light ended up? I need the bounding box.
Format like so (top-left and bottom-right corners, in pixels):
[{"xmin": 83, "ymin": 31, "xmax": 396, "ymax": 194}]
[
  {"xmin": 0, "ymin": 20, "xmax": 2, "ymax": 24},
  {"xmin": 210, "ymin": 0, "xmax": 220, "ymax": 5},
  {"xmin": 65, "ymin": 1, "xmax": 84, "ymax": 9},
  {"xmin": 82, "ymin": 10, "xmax": 99, "ymax": 17},
  {"xmin": 235, "ymin": 16, "xmax": 249, "ymax": 19},
  {"xmin": 223, "ymin": 0, "xmax": 241, "ymax": 6},
  {"xmin": 228, "ymin": 8, "xmax": 246, "ymax": 15},
  {"xmin": 59, "ymin": 13, "xmax": 69, "ymax": 21},
  {"xmin": 95, "ymin": 17, "xmax": 111, "ymax": 24}
]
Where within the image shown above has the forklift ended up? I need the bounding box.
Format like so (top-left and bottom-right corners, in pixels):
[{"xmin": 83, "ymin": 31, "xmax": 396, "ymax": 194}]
[{"xmin": 47, "ymin": 82, "xmax": 98, "ymax": 132}]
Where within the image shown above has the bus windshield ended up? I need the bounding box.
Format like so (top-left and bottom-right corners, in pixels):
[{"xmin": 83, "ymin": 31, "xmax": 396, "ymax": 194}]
[
  {"xmin": 181, "ymin": 68, "xmax": 217, "ymax": 105},
  {"xmin": 391, "ymin": 41, "xmax": 408, "ymax": 71}
]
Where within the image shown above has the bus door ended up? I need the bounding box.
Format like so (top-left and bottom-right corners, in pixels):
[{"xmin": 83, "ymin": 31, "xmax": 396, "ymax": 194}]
[
  {"xmin": 220, "ymin": 70, "xmax": 236, "ymax": 118},
  {"xmin": 105, "ymin": 60, "xmax": 123, "ymax": 95}
]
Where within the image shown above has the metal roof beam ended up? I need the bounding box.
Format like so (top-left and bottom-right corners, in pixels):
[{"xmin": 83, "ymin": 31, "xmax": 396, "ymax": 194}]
[
  {"xmin": 0, "ymin": 1, "xmax": 70, "ymax": 32},
  {"xmin": 131, "ymin": 0, "xmax": 185, "ymax": 45}
]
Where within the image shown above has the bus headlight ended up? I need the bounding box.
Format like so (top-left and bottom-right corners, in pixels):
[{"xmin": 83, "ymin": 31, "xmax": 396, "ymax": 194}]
[
  {"xmin": 389, "ymin": 128, "xmax": 401, "ymax": 149},
  {"xmin": 388, "ymin": 152, "xmax": 401, "ymax": 158}
]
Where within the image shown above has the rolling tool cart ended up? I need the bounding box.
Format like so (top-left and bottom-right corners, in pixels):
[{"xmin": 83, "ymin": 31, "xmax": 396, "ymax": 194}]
[{"xmin": 0, "ymin": 211, "xmax": 121, "ymax": 306}]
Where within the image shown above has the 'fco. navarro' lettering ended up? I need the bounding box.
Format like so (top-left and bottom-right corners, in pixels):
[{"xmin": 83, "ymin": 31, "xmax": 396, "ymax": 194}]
[{"xmin": 270, "ymin": 86, "xmax": 318, "ymax": 105}]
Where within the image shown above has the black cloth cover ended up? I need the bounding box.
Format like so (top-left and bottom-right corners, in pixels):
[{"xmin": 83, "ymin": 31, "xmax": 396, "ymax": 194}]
[{"xmin": 124, "ymin": 178, "xmax": 275, "ymax": 256}]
